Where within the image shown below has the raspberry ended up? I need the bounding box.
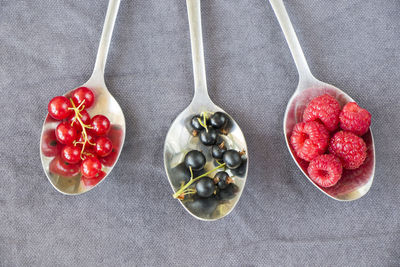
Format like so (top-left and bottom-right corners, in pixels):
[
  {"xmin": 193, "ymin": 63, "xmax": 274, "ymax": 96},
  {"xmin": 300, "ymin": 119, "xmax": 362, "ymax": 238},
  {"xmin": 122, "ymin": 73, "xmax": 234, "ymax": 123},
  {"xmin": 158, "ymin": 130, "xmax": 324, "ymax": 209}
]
[
  {"xmin": 303, "ymin": 94, "xmax": 341, "ymax": 132},
  {"xmin": 339, "ymin": 102, "xmax": 371, "ymax": 136},
  {"xmin": 307, "ymin": 154, "xmax": 343, "ymax": 187},
  {"xmin": 290, "ymin": 121, "xmax": 330, "ymax": 162},
  {"xmin": 329, "ymin": 131, "xmax": 367, "ymax": 169}
]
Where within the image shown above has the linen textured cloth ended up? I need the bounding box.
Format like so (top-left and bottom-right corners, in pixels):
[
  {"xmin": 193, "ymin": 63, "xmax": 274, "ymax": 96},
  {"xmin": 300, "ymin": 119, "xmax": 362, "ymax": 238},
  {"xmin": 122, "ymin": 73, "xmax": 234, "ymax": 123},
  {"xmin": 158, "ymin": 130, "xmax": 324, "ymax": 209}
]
[{"xmin": 0, "ymin": 0, "xmax": 399, "ymax": 266}]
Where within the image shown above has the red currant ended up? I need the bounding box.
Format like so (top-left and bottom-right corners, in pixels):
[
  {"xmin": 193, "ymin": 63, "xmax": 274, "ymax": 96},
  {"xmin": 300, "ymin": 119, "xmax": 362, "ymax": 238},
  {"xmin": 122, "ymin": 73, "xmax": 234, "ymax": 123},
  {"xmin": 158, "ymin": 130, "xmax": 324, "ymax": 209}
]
[
  {"xmin": 61, "ymin": 145, "xmax": 82, "ymax": 164},
  {"xmin": 71, "ymin": 87, "xmax": 95, "ymax": 109},
  {"xmin": 48, "ymin": 96, "xmax": 72, "ymax": 120},
  {"xmin": 99, "ymin": 148, "xmax": 118, "ymax": 167},
  {"xmin": 68, "ymin": 109, "xmax": 91, "ymax": 131},
  {"xmin": 41, "ymin": 129, "xmax": 62, "ymax": 157},
  {"xmin": 107, "ymin": 125, "xmax": 123, "ymax": 150},
  {"xmin": 81, "ymin": 157, "xmax": 102, "ymax": 178},
  {"xmin": 55, "ymin": 122, "xmax": 78, "ymax": 145},
  {"xmin": 82, "ymin": 170, "xmax": 106, "ymax": 188},
  {"xmin": 91, "ymin": 115, "xmax": 110, "ymax": 136},
  {"xmin": 95, "ymin": 137, "xmax": 113, "ymax": 157},
  {"xmin": 49, "ymin": 156, "xmax": 80, "ymax": 177}
]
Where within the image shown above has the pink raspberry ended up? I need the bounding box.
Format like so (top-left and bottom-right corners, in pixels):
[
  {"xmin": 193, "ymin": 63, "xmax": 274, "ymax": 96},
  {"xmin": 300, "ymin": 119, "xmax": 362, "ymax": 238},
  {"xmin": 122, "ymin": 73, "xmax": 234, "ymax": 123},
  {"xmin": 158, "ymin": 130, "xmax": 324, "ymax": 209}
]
[
  {"xmin": 339, "ymin": 102, "xmax": 371, "ymax": 136},
  {"xmin": 307, "ymin": 154, "xmax": 343, "ymax": 187},
  {"xmin": 303, "ymin": 94, "xmax": 341, "ymax": 132},
  {"xmin": 329, "ymin": 131, "xmax": 367, "ymax": 169},
  {"xmin": 290, "ymin": 121, "xmax": 330, "ymax": 162}
]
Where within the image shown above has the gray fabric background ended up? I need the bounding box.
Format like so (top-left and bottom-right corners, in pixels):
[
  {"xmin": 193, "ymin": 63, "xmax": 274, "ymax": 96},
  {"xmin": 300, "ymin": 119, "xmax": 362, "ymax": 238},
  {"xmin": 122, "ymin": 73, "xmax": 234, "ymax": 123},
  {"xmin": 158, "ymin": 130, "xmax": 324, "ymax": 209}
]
[{"xmin": 0, "ymin": 0, "xmax": 399, "ymax": 266}]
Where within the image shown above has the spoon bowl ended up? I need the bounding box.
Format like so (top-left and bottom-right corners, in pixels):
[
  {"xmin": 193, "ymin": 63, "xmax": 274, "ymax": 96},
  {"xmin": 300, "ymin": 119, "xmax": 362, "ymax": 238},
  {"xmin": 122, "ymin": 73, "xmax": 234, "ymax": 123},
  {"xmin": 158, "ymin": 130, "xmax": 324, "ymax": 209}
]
[
  {"xmin": 40, "ymin": 0, "xmax": 125, "ymax": 195},
  {"xmin": 270, "ymin": 0, "xmax": 375, "ymax": 200},
  {"xmin": 284, "ymin": 76, "xmax": 375, "ymax": 200},
  {"xmin": 164, "ymin": 0, "xmax": 248, "ymax": 220}
]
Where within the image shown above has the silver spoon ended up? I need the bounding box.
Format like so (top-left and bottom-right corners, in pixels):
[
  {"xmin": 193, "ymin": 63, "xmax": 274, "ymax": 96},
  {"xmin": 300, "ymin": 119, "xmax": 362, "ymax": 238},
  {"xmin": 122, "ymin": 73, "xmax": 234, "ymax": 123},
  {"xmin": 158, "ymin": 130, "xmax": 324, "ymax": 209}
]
[
  {"xmin": 269, "ymin": 0, "xmax": 375, "ymax": 200},
  {"xmin": 164, "ymin": 0, "xmax": 248, "ymax": 220},
  {"xmin": 40, "ymin": 0, "xmax": 125, "ymax": 195}
]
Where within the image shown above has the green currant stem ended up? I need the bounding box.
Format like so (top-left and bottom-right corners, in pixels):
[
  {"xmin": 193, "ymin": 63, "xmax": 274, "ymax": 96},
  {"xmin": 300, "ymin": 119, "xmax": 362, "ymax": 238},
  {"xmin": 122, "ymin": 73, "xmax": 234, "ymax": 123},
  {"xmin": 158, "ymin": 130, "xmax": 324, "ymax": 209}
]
[
  {"xmin": 197, "ymin": 112, "xmax": 208, "ymax": 132},
  {"xmin": 173, "ymin": 163, "xmax": 226, "ymax": 199}
]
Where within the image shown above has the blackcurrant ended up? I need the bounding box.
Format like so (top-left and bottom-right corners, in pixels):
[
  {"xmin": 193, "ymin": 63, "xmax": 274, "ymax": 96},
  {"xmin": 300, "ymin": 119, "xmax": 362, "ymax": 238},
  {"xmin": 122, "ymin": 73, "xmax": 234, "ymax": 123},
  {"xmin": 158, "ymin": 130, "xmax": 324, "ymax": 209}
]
[
  {"xmin": 210, "ymin": 112, "xmax": 228, "ymax": 129},
  {"xmin": 223, "ymin": 150, "xmax": 242, "ymax": 169},
  {"xmin": 190, "ymin": 115, "xmax": 203, "ymax": 131},
  {"xmin": 212, "ymin": 144, "xmax": 226, "ymax": 160},
  {"xmin": 199, "ymin": 127, "xmax": 218, "ymax": 146},
  {"xmin": 186, "ymin": 195, "xmax": 218, "ymax": 216},
  {"xmin": 170, "ymin": 162, "xmax": 205, "ymax": 187},
  {"xmin": 231, "ymin": 158, "xmax": 247, "ymax": 177},
  {"xmin": 216, "ymin": 183, "xmax": 239, "ymax": 201},
  {"xmin": 184, "ymin": 150, "xmax": 206, "ymax": 171},
  {"xmin": 196, "ymin": 178, "xmax": 215, "ymax": 198},
  {"xmin": 214, "ymin": 171, "xmax": 231, "ymax": 189},
  {"xmin": 215, "ymin": 135, "xmax": 224, "ymax": 146}
]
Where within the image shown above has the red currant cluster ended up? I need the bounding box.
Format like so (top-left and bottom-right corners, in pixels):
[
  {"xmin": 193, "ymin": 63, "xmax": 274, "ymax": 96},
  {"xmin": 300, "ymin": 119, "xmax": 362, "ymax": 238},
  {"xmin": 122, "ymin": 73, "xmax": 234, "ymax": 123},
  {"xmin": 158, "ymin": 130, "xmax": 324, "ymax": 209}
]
[{"xmin": 42, "ymin": 87, "xmax": 122, "ymax": 188}]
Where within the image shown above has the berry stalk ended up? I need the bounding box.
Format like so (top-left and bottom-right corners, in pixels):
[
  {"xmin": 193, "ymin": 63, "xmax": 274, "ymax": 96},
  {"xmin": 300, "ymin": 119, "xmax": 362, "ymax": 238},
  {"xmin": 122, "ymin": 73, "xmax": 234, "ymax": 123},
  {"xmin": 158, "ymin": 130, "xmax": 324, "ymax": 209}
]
[
  {"xmin": 173, "ymin": 162, "xmax": 226, "ymax": 199},
  {"xmin": 68, "ymin": 99, "xmax": 94, "ymax": 159}
]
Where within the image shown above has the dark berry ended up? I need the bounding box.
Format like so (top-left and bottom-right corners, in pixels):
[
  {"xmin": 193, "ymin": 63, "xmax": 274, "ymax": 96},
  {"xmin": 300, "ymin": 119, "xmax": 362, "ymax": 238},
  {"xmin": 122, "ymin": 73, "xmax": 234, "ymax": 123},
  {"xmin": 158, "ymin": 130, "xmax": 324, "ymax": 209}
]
[
  {"xmin": 196, "ymin": 178, "xmax": 215, "ymax": 198},
  {"xmin": 170, "ymin": 162, "xmax": 204, "ymax": 187},
  {"xmin": 191, "ymin": 115, "xmax": 203, "ymax": 131},
  {"xmin": 185, "ymin": 196, "xmax": 218, "ymax": 216},
  {"xmin": 210, "ymin": 112, "xmax": 228, "ymax": 129},
  {"xmin": 214, "ymin": 171, "xmax": 231, "ymax": 189},
  {"xmin": 223, "ymin": 150, "xmax": 242, "ymax": 169},
  {"xmin": 199, "ymin": 127, "xmax": 218, "ymax": 146},
  {"xmin": 216, "ymin": 183, "xmax": 239, "ymax": 201},
  {"xmin": 184, "ymin": 150, "xmax": 206, "ymax": 171},
  {"xmin": 231, "ymin": 158, "xmax": 247, "ymax": 177},
  {"xmin": 211, "ymin": 144, "xmax": 226, "ymax": 160},
  {"xmin": 215, "ymin": 135, "xmax": 224, "ymax": 146}
]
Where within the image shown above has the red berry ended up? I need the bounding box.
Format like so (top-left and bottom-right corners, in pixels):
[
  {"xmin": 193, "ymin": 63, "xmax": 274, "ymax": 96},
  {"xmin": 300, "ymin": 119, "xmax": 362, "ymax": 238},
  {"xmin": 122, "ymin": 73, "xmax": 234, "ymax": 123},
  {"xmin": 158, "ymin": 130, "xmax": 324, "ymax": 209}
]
[
  {"xmin": 61, "ymin": 145, "xmax": 82, "ymax": 164},
  {"xmin": 48, "ymin": 96, "xmax": 72, "ymax": 120},
  {"xmin": 339, "ymin": 102, "xmax": 371, "ymax": 136},
  {"xmin": 307, "ymin": 154, "xmax": 343, "ymax": 187},
  {"xmin": 67, "ymin": 109, "xmax": 91, "ymax": 132},
  {"xmin": 41, "ymin": 129, "xmax": 62, "ymax": 157},
  {"xmin": 82, "ymin": 171, "xmax": 106, "ymax": 188},
  {"xmin": 107, "ymin": 125, "xmax": 124, "ymax": 150},
  {"xmin": 55, "ymin": 122, "xmax": 78, "ymax": 145},
  {"xmin": 71, "ymin": 87, "xmax": 95, "ymax": 109},
  {"xmin": 80, "ymin": 157, "xmax": 102, "ymax": 178},
  {"xmin": 303, "ymin": 94, "xmax": 341, "ymax": 132},
  {"xmin": 91, "ymin": 115, "xmax": 110, "ymax": 136},
  {"xmin": 95, "ymin": 136, "xmax": 113, "ymax": 157},
  {"xmin": 290, "ymin": 121, "xmax": 330, "ymax": 161},
  {"xmin": 99, "ymin": 148, "xmax": 119, "ymax": 167},
  {"xmin": 329, "ymin": 131, "xmax": 367, "ymax": 169},
  {"xmin": 49, "ymin": 156, "xmax": 80, "ymax": 177}
]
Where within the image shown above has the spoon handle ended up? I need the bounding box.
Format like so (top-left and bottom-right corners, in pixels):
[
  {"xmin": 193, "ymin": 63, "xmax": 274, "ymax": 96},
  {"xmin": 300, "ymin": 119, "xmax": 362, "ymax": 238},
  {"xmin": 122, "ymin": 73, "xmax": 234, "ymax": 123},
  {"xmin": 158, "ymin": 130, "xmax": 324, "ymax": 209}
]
[
  {"xmin": 186, "ymin": 0, "xmax": 210, "ymax": 101},
  {"xmin": 92, "ymin": 0, "xmax": 121, "ymax": 79},
  {"xmin": 269, "ymin": 0, "xmax": 313, "ymax": 82}
]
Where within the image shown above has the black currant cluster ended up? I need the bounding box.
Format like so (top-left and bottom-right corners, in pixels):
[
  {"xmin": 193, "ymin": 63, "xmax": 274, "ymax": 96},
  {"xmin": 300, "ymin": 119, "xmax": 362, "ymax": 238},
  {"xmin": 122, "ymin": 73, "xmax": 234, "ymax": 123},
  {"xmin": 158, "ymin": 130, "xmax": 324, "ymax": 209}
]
[
  {"xmin": 172, "ymin": 112, "xmax": 245, "ymax": 201},
  {"xmin": 184, "ymin": 150, "xmax": 237, "ymax": 198}
]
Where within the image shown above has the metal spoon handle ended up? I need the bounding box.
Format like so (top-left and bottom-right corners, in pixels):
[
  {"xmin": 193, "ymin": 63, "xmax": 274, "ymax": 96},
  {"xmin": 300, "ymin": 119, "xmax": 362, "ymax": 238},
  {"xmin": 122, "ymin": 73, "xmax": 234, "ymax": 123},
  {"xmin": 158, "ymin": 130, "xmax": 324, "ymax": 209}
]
[
  {"xmin": 269, "ymin": 0, "xmax": 313, "ymax": 82},
  {"xmin": 187, "ymin": 0, "xmax": 210, "ymax": 101},
  {"xmin": 92, "ymin": 0, "xmax": 121, "ymax": 79}
]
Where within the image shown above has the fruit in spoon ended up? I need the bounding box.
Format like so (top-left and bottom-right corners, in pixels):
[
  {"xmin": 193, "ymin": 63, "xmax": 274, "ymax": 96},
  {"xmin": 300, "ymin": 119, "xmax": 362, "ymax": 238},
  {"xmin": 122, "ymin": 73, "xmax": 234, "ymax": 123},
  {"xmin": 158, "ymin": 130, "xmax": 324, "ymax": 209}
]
[
  {"xmin": 290, "ymin": 93, "xmax": 371, "ymax": 188},
  {"xmin": 44, "ymin": 87, "xmax": 117, "ymax": 188},
  {"xmin": 172, "ymin": 112, "xmax": 245, "ymax": 202}
]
